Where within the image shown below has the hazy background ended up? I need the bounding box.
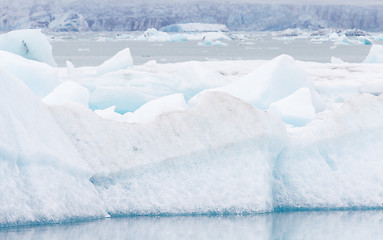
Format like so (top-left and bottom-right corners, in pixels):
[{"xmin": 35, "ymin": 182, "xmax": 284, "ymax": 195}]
[{"xmin": 1, "ymin": 0, "xmax": 383, "ymax": 31}]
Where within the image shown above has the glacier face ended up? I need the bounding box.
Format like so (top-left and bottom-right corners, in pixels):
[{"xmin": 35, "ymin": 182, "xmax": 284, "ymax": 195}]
[{"xmin": 1, "ymin": 2, "xmax": 383, "ymax": 32}]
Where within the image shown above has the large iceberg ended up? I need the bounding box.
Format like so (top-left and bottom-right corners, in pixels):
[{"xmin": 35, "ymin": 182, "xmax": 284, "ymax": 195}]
[
  {"xmin": 49, "ymin": 92, "xmax": 286, "ymax": 215},
  {"xmin": 2, "ymin": 29, "xmax": 383, "ymax": 226},
  {"xmin": 0, "ymin": 69, "xmax": 106, "ymax": 226},
  {"xmin": 160, "ymin": 23, "xmax": 229, "ymax": 32},
  {"xmin": 0, "ymin": 50, "xmax": 58, "ymax": 97},
  {"xmin": 274, "ymin": 94, "xmax": 383, "ymax": 210}
]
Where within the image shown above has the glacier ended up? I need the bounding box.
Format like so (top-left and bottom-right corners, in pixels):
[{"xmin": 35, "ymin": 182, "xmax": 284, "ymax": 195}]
[
  {"xmin": 1, "ymin": 29, "xmax": 383, "ymax": 226},
  {"xmin": 1, "ymin": 2, "xmax": 383, "ymax": 32}
]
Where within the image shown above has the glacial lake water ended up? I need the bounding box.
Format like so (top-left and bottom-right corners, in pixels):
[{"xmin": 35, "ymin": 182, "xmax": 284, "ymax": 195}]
[
  {"xmin": 1, "ymin": 210, "xmax": 383, "ymax": 239},
  {"xmin": 49, "ymin": 31, "xmax": 379, "ymax": 67}
]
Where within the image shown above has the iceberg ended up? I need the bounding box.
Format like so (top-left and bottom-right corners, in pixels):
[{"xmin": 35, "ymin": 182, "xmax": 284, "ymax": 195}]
[
  {"xmin": 0, "ymin": 69, "xmax": 106, "ymax": 227},
  {"xmin": 363, "ymin": 44, "xmax": 383, "ymax": 63},
  {"xmin": 0, "ymin": 50, "xmax": 58, "ymax": 97},
  {"xmin": 160, "ymin": 23, "xmax": 229, "ymax": 32},
  {"xmin": 97, "ymin": 47, "xmax": 133, "ymax": 75},
  {"xmin": 2, "ymin": 29, "xmax": 383, "ymax": 226},
  {"xmin": 269, "ymin": 88, "xmax": 316, "ymax": 127},
  {"xmin": 49, "ymin": 92, "xmax": 286, "ymax": 215},
  {"xmin": 214, "ymin": 55, "xmax": 324, "ymax": 113},
  {"xmin": 274, "ymin": 94, "xmax": 383, "ymax": 210},
  {"xmin": 127, "ymin": 93, "xmax": 188, "ymax": 124},
  {"xmin": 139, "ymin": 28, "xmax": 171, "ymax": 42},
  {"xmin": 43, "ymin": 81, "xmax": 90, "ymax": 107},
  {"xmin": 94, "ymin": 106, "xmax": 131, "ymax": 123},
  {"xmin": 0, "ymin": 29, "xmax": 57, "ymax": 67}
]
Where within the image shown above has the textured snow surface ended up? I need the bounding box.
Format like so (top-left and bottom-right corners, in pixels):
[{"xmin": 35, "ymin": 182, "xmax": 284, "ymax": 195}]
[
  {"xmin": 0, "ymin": 69, "xmax": 107, "ymax": 227},
  {"xmin": 274, "ymin": 94, "xmax": 383, "ymax": 210},
  {"xmin": 2, "ymin": 31, "xmax": 383, "ymax": 226},
  {"xmin": 50, "ymin": 92, "xmax": 286, "ymax": 215}
]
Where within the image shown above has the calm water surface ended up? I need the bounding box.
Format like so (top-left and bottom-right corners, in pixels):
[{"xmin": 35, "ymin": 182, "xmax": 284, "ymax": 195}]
[
  {"xmin": 1, "ymin": 211, "xmax": 383, "ymax": 239},
  {"xmin": 49, "ymin": 32, "xmax": 377, "ymax": 66}
]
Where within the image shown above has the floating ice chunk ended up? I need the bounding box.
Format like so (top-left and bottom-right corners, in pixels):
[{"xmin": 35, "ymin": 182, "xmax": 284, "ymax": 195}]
[
  {"xmin": 50, "ymin": 91, "xmax": 286, "ymax": 215},
  {"xmin": 94, "ymin": 106, "xmax": 130, "ymax": 123},
  {"xmin": 0, "ymin": 69, "xmax": 106, "ymax": 226},
  {"xmin": 0, "ymin": 50, "xmax": 58, "ymax": 97},
  {"xmin": 273, "ymin": 28, "xmax": 304, "ymax": 37},
  {"xmin": 358, "ymin": 37, "xmax": 373, "ymax": 45},
  {"xmin": 97, "ymin": 48, "xmax": 133, "ymax": 75},
  {"xmin": 215, "ymin": 54, "xmax": 324, "ymax": 112},
  {"xmin": 203, "ymin": 32, "xmax": 230, "ymax": 41},
  {"xmin": 335, "ymin": 36, "xmax": 355, "ymax": 45},
  {"xmin": 199, "ymin": 39, "xmax": 227, "ymax": 46},
  {"xmin": 363, "ymin": 44, "xmax": 383, "ymax": 63},
  {"xmin": 88, "ymin": 60, "xmax": 228, "ymax": 114},
  {"xmin": 43, "ymin": 81, "xmax": 90, "ymax": 107},
  {"xmin": 330, "ymin": 56, "xmax": 345, "ymax": 64},
  {"xmin": 129, "ymin": 93, "xmax": 188, "ymax": 124},
  {"xmin": 274, "ymin": 94, "xmax": 383, "ymax": 210},
  {"xmin": 0, "ymin": 29, "xmax": 57, "ymax": 67},
  {"xmin": 269, "ymin": 88, "xmax": 316, "ymax": 126},
  {"xmin": 212, "ymin": 40, "xmax": 228, "ymax": 46},
  {"xmin": 143, "ymin": 60, "xmax": 157, "ymax": 67},
  {"xmin": 140, "ymin": 28, "xmax": 171, "ymax": 42},
  {"xmin": 161, "ymin": 23, "xmax": 229, "ymax": 32},
  {"xmin": 170, "ymin": 34, "xmax": 188, "ymax": 42},
  {"xmin": 66, "ymin": 60, "xmax": 76, "ymax": 75},
  {"xmin": 328, "ymin": 32, "xmax": 339, "ymax": 40}
]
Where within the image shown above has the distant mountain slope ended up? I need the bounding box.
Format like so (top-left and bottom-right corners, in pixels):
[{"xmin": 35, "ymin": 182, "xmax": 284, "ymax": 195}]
[{"xmin": 1, "ymin": 2, "xmax": 383, "ymax": 32}]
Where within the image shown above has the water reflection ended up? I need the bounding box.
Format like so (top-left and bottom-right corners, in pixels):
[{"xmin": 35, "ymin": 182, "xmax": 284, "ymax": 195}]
[{"xmin": 1, "ymin": 210, "xmax": 383, "ymax": 239}]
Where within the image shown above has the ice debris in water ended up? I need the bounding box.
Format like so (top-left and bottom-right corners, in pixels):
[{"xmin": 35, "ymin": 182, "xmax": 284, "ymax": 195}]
[
  {"xmin": 97, "ymin": 47, "xmax": 133, "ymax": 75},
  {"xmin": 269, "ymin": 88, "xmax": 316, "ymax": 127},
  {"xmin": 213, "ymin": 54, "xmax": 324, "ymax": 124},
  {"xmin": 363, "ymin": 44, "xmax": 383, "ymax": 63}
]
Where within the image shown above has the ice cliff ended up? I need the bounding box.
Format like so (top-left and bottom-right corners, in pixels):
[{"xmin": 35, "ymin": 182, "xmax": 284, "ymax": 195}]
[{"xmin": 1, "ymin": 2, "xmax": 383, "ymax": 32}]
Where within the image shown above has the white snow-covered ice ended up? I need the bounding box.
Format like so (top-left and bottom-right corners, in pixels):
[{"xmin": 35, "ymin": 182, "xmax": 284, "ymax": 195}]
[
  {"xmin": 0, "ymin": 29, "xmax": 57, "ymax": 67},
  {"xmin": 1, "ymin": 30, "xmax": 383, "ymax": 226},
  {"xmin": 160, "ymin": 23, "xmax": 229, "ymax": 32}
]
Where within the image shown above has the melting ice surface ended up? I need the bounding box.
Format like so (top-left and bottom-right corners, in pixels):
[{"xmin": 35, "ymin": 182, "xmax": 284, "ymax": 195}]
[{"xmin": 1, "ymin": 29, "xmax": 383, "ymax": 236}]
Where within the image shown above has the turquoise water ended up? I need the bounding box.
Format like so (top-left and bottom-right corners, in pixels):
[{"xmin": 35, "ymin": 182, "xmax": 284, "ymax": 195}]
[{"xmin": 1, "ymin": 210, "xmax": 383, "ymax": 239}]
